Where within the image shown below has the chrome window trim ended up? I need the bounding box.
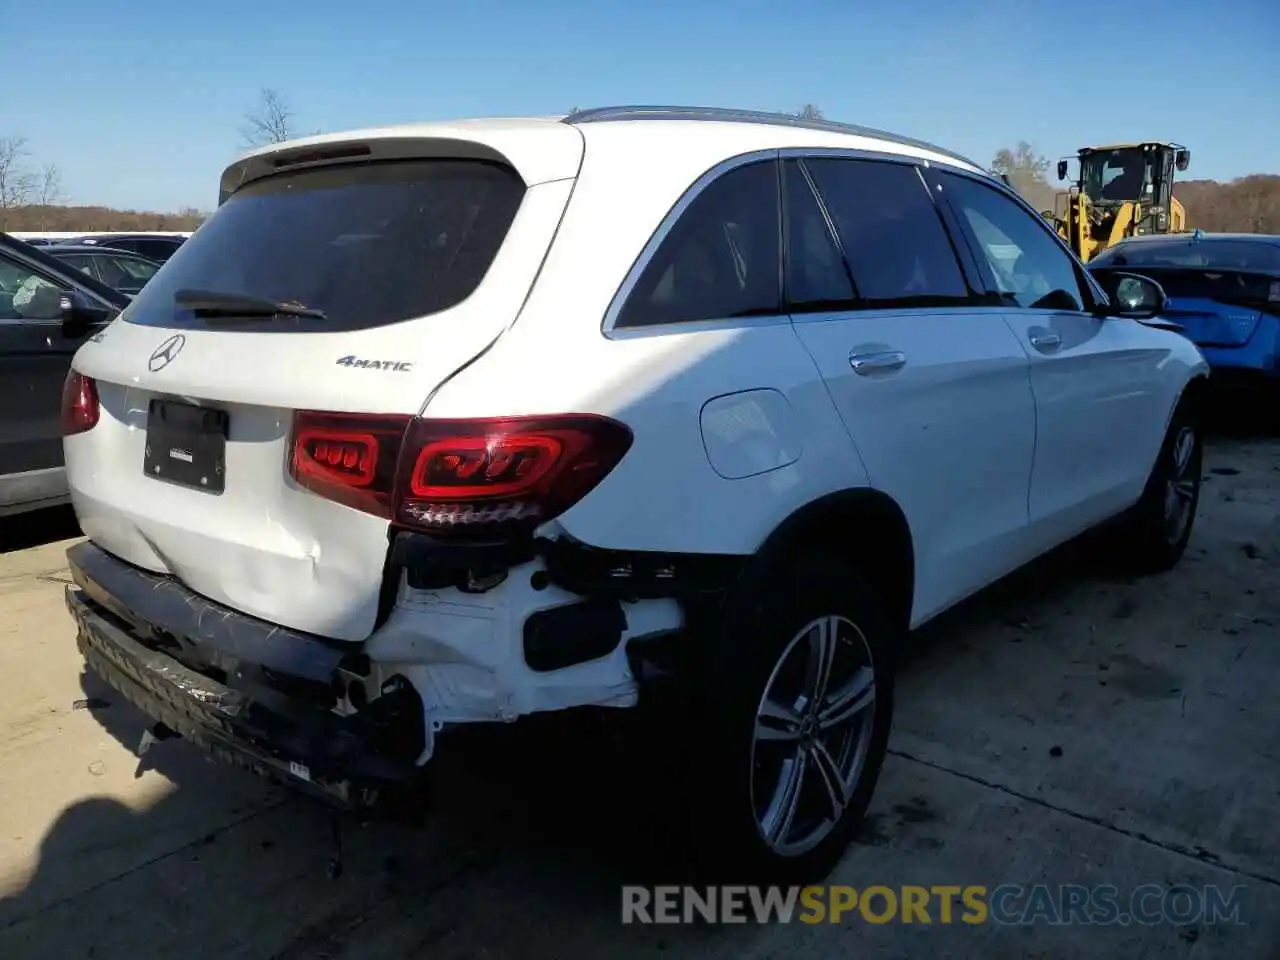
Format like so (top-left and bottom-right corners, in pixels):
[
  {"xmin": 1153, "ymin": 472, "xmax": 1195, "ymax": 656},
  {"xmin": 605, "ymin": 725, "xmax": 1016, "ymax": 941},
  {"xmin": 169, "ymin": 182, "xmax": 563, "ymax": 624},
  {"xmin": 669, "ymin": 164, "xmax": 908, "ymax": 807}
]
[
  {"xmin": 563, "ymin": 105, "xmax": 985, "ymax": 171},
  {"xmin": 603, "ymin": 146, "xmax": 995, "ymax": 338}
]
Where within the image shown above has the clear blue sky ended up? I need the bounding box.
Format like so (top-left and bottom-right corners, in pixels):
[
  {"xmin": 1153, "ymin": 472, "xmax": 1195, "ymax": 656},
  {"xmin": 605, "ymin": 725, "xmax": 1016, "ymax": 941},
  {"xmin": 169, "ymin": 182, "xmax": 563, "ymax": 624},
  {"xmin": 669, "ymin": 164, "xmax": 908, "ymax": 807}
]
[{"xmin": 4, "ymin": 0, "xmax": 1276, "ymax": 212}]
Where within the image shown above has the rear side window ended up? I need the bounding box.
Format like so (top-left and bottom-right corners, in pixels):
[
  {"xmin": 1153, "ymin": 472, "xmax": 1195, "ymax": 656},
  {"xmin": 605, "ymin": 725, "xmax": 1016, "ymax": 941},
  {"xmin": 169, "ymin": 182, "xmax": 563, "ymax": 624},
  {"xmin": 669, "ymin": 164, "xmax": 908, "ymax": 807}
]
[
  {"xmin": 616, "ymin": 160, "xmax": 781, "ymax": 328},
  {"xmin": 803, "ymin": 158, "xmax": 970, "ymax": 308},
  {"xmin": 123, "ymin": 159, "xmax": 526, "ymax": 332}
]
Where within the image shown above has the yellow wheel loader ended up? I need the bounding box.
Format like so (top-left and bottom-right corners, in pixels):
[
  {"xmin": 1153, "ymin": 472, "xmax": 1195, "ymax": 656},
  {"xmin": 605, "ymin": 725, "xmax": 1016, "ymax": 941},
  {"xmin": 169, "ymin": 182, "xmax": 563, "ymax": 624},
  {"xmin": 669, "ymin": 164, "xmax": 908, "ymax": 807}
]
[{"xmin": 1044, "ymin": 142, "xmax": 1191, "ymax": 263}]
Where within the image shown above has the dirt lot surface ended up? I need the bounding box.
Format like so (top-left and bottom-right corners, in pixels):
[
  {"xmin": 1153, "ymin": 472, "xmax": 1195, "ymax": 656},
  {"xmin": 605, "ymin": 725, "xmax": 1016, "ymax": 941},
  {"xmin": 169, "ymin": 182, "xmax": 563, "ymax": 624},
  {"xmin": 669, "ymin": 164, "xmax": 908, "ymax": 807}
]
[{"xmin": 1, "ymin": 428, "xmax": 1278, "ymax": 959}]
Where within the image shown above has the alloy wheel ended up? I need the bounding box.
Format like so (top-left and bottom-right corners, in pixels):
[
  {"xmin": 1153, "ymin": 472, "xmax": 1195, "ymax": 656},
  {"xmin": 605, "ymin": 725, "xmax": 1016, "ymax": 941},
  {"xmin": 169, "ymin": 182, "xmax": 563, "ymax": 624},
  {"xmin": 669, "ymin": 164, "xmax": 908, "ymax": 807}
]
[
  {"xmin": 1163, "ymin": 425, "xmax": 1198, "ymax": 544},
  {"xmin": 750, "ymin": 615, "xmax": 877, "ymax": 858}
]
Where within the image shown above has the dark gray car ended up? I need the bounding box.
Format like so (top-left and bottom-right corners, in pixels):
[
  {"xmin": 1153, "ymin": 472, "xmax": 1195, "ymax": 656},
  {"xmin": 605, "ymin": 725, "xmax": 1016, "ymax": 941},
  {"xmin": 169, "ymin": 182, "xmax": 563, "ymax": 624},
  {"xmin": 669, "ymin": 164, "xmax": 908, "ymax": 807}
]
[{"xmin": 0, "ymin": 233, "xmax": 129, "ymax": 517}]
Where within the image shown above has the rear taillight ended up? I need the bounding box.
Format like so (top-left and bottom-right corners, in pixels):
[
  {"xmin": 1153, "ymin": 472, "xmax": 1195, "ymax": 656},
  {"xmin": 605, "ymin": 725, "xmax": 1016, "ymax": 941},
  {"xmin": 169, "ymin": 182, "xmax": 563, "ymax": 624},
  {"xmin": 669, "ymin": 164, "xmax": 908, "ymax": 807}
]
[
  {"xmin": 289, "ymin": 412, "xmax": 633, "ymax": 539},
  {"xmin": 61, "ymin": 371, "xmax": 100, "ymax": 436},
  {"xmin": 291, "ymin": 413, "xmax": 409, "ymax": 517}
]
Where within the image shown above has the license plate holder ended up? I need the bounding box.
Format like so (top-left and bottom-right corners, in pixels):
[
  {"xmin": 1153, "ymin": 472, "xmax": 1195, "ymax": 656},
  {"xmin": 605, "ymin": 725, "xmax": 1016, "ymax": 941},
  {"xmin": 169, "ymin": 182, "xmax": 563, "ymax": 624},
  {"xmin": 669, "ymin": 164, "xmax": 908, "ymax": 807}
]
[{"xmin": 143, "ymin": 400, "xmax": 228, "ymax": 494}]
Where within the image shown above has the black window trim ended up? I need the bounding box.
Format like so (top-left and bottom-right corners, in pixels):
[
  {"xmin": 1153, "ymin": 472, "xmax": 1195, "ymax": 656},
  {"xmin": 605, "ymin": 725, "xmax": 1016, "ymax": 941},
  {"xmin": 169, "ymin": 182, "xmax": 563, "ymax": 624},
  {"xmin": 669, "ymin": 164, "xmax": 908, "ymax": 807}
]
[
  {"xmin": 781, "ymin": 156, "xmax": 861, "ymax": 312},
  {"xmin": 923, "ymin": 164, "xmax": 1106, "ymax": 314}
]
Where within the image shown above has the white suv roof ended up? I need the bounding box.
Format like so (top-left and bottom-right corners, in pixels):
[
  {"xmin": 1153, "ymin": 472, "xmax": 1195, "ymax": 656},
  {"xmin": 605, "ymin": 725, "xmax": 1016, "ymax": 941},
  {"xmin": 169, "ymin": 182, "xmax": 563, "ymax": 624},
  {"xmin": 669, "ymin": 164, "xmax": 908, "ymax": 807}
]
[{"xmin": 220, "ymin": 105, "xmax": 987, "ymax": 199}]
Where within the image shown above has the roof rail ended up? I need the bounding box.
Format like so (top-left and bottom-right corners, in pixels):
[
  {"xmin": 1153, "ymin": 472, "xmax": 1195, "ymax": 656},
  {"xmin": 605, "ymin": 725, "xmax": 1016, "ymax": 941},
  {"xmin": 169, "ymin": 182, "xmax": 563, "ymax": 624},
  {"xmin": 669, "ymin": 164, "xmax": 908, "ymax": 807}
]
[{"xmin": 562, "ymin": 105, "xmax": 983, "ymax": 171}]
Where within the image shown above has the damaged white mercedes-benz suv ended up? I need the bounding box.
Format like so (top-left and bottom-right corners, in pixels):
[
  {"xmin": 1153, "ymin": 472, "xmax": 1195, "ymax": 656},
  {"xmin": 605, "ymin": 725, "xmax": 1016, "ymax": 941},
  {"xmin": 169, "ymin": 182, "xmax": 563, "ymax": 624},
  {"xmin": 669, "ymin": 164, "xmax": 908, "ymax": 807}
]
[{"xmin": 62, "ymin": 105, "xmax": 1208, "ymax": 883}]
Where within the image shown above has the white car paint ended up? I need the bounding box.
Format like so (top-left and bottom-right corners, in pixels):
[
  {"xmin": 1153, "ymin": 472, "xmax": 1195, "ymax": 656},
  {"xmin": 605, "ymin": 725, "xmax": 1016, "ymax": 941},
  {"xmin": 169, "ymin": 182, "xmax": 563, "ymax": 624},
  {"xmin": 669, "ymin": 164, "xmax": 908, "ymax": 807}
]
[
  {"xmin": 789, "ymin": 307, "xmax": 1040, "ymax": 626},
  {"xmin": 64, "ymin": 108, "xmax": 1208, "ymax": 756}
]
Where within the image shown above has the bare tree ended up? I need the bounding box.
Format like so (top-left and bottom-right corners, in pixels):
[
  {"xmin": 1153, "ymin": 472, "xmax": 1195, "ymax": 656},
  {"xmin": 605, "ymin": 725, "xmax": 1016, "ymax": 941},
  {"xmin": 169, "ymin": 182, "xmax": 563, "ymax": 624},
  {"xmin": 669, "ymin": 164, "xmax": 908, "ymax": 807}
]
[
  {"xmin": 240, "ymin": 88, "xmax": 295, "ymax": 148},
  {"xmin": 795, "ymin": 104, "xmax": 825, "ymax": 121},
  {"xmin": 991, "ymin": 141, "xmax": 1057, "ymax": 212},
  {"xmin": 0, "ymin": 136, "xmax": 37, "ymax": 219},
  {"xmin": 34, "ymin": 163, "xmax": 65, "ymax": 229}
]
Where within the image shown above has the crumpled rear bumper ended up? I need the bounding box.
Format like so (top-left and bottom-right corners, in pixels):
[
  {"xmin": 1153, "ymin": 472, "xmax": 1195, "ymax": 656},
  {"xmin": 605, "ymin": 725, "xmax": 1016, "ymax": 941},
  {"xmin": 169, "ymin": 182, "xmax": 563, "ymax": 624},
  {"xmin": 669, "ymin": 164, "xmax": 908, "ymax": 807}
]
[{"xmin": 65, "ymin": 541, "xmax": 425, "ymax": 808}]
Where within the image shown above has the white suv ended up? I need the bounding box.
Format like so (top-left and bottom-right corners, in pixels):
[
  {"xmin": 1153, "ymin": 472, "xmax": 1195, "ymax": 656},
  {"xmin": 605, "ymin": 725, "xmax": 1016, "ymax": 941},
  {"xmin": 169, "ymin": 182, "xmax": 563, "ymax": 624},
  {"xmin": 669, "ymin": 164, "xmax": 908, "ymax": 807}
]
[{"xmin": 61, "ymin": 106, "xmax": 1208, "ymax": 883}]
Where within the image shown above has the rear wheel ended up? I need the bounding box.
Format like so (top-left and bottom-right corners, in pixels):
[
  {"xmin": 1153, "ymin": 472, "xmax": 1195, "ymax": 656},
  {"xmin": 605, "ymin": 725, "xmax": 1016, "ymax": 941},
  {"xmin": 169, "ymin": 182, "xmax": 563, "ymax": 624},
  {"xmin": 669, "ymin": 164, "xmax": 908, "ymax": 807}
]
[
  {"xmin": 686, "ymin": 554, "xmax": 894, "ymax": 885},
  {"xmin": 1115, "ymin": 397, "xmax": 1203, "ymax": 573}
]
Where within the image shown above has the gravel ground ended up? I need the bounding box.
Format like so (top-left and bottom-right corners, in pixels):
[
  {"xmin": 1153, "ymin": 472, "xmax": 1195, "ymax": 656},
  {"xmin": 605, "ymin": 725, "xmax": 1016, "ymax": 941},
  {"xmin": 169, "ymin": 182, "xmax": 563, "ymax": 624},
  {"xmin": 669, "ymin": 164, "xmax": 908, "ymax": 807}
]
[{"xmin": 1, "ymin": 423, "xmax": 1277, "ymax": 959}]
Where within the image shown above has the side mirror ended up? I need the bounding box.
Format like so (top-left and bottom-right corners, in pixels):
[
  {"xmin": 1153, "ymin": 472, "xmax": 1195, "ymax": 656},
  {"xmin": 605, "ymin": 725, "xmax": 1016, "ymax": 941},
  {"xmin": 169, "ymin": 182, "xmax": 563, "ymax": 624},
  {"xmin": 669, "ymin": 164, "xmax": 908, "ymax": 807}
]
[
  {"xmin": 1095, "ymin": 271, "xmax": 1168, "ymax": 320},
  {"xmin": 1056, "ymin": 159, "xmax": 1069, "ymax": 182},
  {"xmin": 1175, "ymin": 149, "xmax": 1190, "ymax": 172},
  {"xmin": 59, "ymin": 289, "xmax": 113, "ymax": 339}
]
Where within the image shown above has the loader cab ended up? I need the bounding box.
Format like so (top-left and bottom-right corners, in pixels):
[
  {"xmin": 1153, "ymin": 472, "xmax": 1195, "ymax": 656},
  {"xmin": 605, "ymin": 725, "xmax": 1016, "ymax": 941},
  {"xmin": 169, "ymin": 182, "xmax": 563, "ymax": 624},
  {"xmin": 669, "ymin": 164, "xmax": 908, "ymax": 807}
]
[{"xmin": 1062, "ymin": 142, "xmax": 1190, "ymax": 232}]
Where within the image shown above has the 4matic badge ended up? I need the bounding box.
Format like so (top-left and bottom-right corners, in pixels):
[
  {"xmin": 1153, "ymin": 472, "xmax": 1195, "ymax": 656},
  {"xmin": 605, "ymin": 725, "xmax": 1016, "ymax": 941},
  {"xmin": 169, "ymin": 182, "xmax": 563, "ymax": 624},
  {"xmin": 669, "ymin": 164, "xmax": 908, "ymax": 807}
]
[{"xmin": 335, "ymin": 355, "xmax": 414, "ymax": 372}]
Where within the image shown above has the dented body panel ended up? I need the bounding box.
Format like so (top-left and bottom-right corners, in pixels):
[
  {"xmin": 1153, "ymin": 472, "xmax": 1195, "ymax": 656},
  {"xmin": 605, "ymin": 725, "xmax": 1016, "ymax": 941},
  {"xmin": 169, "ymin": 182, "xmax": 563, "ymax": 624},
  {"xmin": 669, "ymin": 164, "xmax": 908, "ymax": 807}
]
[{"xmin": 65, "ymin": 177, "xmax": 577, "ymax": 642}]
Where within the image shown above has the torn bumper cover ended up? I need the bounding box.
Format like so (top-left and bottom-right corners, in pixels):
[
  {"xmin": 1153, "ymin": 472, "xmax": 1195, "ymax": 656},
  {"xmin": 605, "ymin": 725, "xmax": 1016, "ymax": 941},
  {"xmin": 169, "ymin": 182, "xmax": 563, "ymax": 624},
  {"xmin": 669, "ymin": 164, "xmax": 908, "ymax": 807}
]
[{"xmin": 64, "ymin": 541, "xmax": 424, "ymax": 808}]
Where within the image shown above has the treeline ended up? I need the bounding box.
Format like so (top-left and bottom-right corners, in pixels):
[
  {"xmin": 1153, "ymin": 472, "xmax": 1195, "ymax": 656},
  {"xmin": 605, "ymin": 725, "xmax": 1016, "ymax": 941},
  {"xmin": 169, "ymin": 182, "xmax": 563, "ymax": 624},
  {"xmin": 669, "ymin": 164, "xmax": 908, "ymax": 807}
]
[
  {"xmin": 1, "ymin": 203, "xmax": 207, "ymax": 233},
  {"xmin": 1173, "ymin": 176, "xmax": 1280, "ymax": 234},
  {"xmin": 1, "ymin": 134, "xmax": 208, "ymax": 233}
]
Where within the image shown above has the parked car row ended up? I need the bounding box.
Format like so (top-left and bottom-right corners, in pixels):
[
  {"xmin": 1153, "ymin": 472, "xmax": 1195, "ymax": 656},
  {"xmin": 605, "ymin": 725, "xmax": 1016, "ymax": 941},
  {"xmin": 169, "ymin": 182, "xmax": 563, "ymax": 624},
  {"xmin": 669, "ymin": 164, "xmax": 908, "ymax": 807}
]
[
  {"xmin": 1, "ymin": 230, "xmax": 190, "ymax": 517},
  {"xmin": 43, "ymin": 244, "xmax": 162, "ymax": 296},
  {"xmin": 0, "ymin": 232, "xmax": 129, "ymax": 516},
  {"xmin": 13, "ymin": 232, "xmax": 187, "ymax": 262}
]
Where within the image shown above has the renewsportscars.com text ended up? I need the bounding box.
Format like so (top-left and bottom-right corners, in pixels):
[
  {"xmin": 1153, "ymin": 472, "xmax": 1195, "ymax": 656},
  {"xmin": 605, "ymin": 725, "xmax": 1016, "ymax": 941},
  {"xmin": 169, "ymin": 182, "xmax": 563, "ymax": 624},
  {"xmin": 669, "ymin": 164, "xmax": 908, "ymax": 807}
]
[{"xmin": 621, "ymin": 884, "xmax": 1248, "ymax": 926}]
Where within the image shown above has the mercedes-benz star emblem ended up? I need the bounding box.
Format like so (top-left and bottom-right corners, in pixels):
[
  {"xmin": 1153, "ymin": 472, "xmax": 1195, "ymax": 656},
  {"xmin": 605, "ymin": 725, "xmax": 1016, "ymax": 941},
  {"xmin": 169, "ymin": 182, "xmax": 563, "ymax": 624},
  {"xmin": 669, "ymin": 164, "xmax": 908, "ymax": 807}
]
[{"xmin": 149, "ymin": 334, "xmax": 186, "ymax": 372}]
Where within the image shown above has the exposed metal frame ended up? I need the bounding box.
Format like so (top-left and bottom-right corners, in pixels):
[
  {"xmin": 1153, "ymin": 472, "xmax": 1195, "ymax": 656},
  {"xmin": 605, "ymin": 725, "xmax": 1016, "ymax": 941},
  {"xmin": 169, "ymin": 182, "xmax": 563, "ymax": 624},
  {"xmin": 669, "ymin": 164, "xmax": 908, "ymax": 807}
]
[{"xmin": 563, "ymin": 105, "xmax": 984, "ymax": 172}]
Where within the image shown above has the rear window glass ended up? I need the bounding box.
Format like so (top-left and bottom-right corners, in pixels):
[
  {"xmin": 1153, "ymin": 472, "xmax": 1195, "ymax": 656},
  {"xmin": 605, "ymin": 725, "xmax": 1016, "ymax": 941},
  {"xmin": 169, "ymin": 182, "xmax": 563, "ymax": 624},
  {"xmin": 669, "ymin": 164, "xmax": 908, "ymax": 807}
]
[
  {"xmin": 123, "ymin": 159, "xmax": 526, "ymax": 333},
  {"xmin": 1095, "ymin": 239, "xmax": 1280, "ymax": 273}
]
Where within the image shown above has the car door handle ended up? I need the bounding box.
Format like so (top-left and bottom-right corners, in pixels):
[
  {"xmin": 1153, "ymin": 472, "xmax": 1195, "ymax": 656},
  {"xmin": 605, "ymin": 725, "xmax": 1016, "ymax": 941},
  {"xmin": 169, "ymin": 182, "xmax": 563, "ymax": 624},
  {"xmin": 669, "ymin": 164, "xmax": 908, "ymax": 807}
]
[
  {"xmin": 848, "ymin": 350, "xmax": 907, "ymax": 375},
  {"xmin": 1030, "ymin": 332, "xmax": 1062, "ymax": 351}
]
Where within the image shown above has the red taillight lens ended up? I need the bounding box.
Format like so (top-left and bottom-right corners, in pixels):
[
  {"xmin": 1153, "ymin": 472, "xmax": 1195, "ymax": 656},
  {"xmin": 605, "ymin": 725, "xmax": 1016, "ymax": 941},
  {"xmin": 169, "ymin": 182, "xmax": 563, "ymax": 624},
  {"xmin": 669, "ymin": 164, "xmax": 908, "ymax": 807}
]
[
  {"xmin": 290, "ymin": 413, "xmax": 411, "ymax": 517},
  {"xmin": 61, "ymin": 371, "xmax": 100, "ymax": 436},
  {"xmin": 396, "ymin": 416, "xmax": 633, "ymax": 536},
  {"xmin": 288, "ymin": 411, "xmax": 633, "ymax": 538}
]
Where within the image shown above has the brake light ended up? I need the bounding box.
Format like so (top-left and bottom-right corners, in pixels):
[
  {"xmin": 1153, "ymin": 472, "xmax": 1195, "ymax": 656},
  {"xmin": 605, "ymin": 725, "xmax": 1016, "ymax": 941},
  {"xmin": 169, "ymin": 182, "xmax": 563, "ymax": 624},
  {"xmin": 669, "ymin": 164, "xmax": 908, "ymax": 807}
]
[
  {"xmin": 290, "ymin": 413, "xmax": 410, "ymax": 517},
  {"xmin": 289, "ymin": 412, "xmax": 632, "ymax": 538},
  {"xmin": 61, "ymin": 371, "xmax": 100, "ymax": 436}
]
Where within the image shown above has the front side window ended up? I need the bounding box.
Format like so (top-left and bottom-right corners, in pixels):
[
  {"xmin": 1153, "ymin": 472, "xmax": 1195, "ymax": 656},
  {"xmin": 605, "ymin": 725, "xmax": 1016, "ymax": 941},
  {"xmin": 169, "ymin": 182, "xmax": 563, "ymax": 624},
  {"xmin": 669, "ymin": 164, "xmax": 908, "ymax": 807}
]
[
  {"xmin": 616, "ymin": 160, "xmax": 781, "ymax": 328},
  {"xmin": 939, "ymin": 172, "xmax": 1087, "ymax": 313},
  {"xmin": 803, "ymin": 158, "xmax": 971, "ymax": 308},
  {"xmin": 0, "ymin": 256, "xmax": 63, "ymax": 321}
]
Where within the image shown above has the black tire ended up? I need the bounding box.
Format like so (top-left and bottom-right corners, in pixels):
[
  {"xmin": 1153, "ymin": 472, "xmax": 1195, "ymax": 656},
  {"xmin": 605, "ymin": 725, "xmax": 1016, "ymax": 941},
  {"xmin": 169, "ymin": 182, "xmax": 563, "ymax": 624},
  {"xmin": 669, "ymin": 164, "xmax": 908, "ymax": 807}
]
[
  {"xmin": 1115, "ymin": 396, "xmax": 1203, "ymax": 573},
  {"xmin": 684, "ymin": 552, "xmax": 895, "ymax": 886}
]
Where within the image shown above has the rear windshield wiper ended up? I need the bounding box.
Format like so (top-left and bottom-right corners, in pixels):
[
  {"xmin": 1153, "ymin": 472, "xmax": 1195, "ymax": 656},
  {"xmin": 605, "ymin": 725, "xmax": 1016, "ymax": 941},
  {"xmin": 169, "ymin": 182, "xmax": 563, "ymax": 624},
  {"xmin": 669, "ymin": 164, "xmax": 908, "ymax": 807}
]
[{"xmin": 174, "ymin": 289, "xmax": 327, "ymax": 320}]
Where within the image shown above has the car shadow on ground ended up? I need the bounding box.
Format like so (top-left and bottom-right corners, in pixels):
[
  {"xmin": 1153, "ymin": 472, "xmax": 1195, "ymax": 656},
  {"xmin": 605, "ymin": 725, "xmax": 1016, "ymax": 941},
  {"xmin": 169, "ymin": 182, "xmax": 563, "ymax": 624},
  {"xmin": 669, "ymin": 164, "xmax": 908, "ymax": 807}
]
[
  {"xmin": 2, "ymin": 398, "xmax": 1275, "ymax": 956},
  {"xmin": 0, "ymin": 534, "xmax": 1195, "ymax": 957},
  {"xmin": 0, "ymin": 506, "xmax": 81, "ymax": 556}
]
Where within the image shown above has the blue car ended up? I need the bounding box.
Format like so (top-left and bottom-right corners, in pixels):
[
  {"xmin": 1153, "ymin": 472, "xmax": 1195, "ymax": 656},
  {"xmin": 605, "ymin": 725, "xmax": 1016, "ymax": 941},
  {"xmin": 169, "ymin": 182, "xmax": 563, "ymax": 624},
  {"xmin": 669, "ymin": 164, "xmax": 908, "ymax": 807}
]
[{"xmin": 1089, "ymin": 231, "xmax": 1280, "ymax": 393}]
